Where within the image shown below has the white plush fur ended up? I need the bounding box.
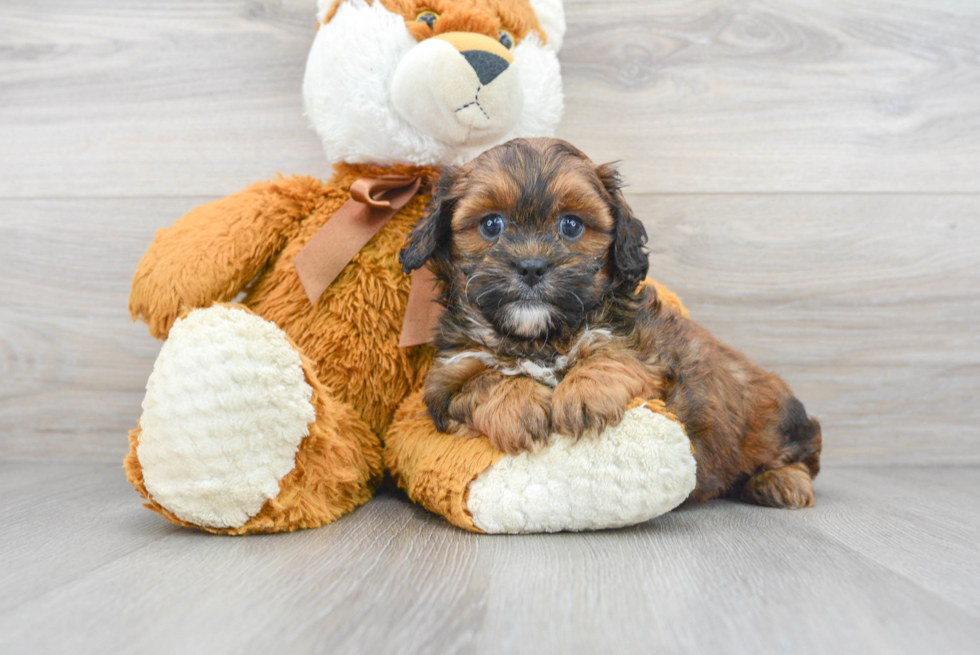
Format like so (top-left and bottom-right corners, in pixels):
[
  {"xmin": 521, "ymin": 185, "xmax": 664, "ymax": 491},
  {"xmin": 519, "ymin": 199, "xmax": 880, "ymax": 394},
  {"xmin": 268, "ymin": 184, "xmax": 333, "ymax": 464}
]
[
  {"xmin": 137, "ymin": 306, "xmax": 316, "ymax": 529},
  {"xmin": 303, "ymin": 0, "xmax": 563, "ymax": 166},
  {"xmin": 467, "ymin": 405, "xmax": 697, "ymax": 533},
  {"xmin": 529, "ymin": 0, "xmax": 566, "ymax": 51}
]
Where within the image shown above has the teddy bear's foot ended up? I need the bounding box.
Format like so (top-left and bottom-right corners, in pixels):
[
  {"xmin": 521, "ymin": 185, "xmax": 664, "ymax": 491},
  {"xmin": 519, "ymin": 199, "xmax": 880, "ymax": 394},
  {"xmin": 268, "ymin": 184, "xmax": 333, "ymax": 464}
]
[
  {"xmin": 386, "ymin": 393, "xmax": 697, "ymax": 534},
  {"xmin": 125, "ymin": 304, "xmax": 382, "ymax": 534},
  {"xmin": 467, "ymin": 400, "xmax": 697, "ymax": 533}
]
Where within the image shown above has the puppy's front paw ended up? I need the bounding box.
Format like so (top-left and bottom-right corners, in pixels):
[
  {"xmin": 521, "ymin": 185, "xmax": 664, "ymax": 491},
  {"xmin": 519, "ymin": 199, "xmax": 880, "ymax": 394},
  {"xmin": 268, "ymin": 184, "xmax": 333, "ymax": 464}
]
[
  {"xmin": 470, "ymin": 377, "xmax": 552, "ymax": 455},
  {"xmin": 552, "ymin": 374, "xmax": 631, "ymax": 440}
]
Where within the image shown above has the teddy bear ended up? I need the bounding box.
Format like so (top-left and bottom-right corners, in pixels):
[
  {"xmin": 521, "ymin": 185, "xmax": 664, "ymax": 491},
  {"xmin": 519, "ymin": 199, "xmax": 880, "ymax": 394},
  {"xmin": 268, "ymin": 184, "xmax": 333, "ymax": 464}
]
[{"xmin": 124, "ymin": 0, "xmax": 696, "ymax": 535}]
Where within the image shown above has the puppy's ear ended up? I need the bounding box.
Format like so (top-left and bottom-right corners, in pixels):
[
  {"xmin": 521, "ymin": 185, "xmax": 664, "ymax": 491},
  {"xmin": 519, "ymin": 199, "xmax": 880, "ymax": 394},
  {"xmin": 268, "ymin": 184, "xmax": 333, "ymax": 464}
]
[
  {"xmin": 399, "ymin": 167, "xmax": 460, "ymax": 274},
  {"xmin": 596, "ymin": 162, "xmax": 649, "ymax": 291}
]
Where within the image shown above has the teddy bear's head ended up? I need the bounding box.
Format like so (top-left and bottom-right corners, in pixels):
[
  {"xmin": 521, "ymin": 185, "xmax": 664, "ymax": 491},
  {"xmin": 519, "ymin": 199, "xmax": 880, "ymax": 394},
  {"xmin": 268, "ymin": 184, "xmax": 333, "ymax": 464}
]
[{"xmin": 304, "ymin": 0, "xmax": 565, "ymax": 166}]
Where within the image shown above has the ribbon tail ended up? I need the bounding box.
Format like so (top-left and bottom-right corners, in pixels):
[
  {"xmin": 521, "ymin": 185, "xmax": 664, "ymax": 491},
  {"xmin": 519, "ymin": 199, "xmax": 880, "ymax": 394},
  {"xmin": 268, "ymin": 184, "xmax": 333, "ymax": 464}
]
[{"xmin": 398, "ymin": 267, "xmax": 444, "ymax": 348}]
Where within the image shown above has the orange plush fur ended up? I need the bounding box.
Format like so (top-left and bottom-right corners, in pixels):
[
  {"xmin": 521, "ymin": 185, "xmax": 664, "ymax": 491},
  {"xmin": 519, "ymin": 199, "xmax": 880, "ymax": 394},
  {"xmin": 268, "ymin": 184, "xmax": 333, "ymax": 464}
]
[{"xmin": 126, "ymin": 165, "xmax": 438, "ymax": 533}]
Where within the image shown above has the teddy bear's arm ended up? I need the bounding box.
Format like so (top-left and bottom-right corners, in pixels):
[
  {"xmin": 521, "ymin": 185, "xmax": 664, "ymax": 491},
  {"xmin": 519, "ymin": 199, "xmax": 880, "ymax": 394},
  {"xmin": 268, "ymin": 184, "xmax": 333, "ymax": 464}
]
[{"xmin": 130, "ymin": 176, "xmax": 323, "ymax": 338}]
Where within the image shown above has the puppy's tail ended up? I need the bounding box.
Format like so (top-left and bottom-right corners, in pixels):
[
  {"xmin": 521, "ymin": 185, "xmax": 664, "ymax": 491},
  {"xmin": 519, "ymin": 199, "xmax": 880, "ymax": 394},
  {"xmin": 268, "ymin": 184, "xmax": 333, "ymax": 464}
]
[{"xmin": 779, "ymin": 397, "xmax": 822, "ymax": 479}]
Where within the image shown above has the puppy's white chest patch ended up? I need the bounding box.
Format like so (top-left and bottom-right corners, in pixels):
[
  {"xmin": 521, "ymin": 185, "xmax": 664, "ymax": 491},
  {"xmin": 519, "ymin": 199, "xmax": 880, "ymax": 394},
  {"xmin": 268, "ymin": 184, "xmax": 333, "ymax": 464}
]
[
  {"xmin": 498, "ymin": 359, "xmax": 562, "ymax": 388},
  {"xmin": 436, "ymin": 351, "xmax": 563, "ymax": 388},
  {"xmin": 436, "ymin": 328, "xmax": 615, "ymax": 389}
]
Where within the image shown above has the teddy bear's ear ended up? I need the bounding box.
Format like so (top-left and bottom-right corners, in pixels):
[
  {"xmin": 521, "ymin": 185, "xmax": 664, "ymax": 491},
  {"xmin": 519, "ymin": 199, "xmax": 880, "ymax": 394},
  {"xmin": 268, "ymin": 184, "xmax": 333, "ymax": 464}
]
[
  {"xmin": 315, "ymin": 0, "xmax": 333, "ymax": 23},
  {"xmin": 530, "ymin": 0, "xmax": 566, "ymax": 52}
]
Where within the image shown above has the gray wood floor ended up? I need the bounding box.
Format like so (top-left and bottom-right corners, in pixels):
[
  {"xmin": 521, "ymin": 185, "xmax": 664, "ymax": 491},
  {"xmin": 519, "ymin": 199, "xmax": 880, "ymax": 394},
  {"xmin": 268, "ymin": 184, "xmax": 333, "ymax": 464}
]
[
  {"xmin": 1, "ymin": 462, "xmax": 978, "ymax": 655},
  {"xmin": 2, "ymin": 1, "xmax": 980, "ymax": 653}
]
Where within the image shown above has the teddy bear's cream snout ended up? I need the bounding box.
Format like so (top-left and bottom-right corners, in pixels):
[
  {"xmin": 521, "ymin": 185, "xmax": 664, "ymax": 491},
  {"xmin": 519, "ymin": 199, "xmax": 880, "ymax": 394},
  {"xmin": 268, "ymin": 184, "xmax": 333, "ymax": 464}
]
[{"xmin": 390, "ymin": 31, "xmax": 524, "ymax": 147}]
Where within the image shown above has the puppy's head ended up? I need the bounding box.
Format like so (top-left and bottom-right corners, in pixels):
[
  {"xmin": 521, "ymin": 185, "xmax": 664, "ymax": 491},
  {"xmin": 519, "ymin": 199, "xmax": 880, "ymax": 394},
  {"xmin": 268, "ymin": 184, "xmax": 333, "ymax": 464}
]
[{"xmin": 400, "ymin": 137, "xmax": 648, "ymax": 340}]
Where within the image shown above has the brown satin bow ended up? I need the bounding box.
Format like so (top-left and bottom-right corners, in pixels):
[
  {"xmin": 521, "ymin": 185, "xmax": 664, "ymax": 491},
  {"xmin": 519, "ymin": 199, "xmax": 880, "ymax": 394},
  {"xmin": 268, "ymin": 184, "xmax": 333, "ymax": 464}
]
[{"xmin": 293, "ymin": 175, "xmax": 443, "ymax": 349}]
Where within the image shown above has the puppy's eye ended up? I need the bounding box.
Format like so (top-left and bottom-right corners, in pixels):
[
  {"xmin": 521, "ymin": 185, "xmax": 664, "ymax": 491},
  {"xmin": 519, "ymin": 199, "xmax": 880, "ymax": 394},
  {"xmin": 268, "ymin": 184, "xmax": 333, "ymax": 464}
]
[
  {"xmin": 478, "ymin": 214, "xmax": 505, "ymax": 239},
  {"xmin": 559, "ymin": 215, "xmax": 585, "ymax": 240},
  {"xmin": 499, "ymin": 30, "xmax": 515, "ymax": 49},
  {"xmin": 416, "ymin": 11, "xmax": 438, "ymax": 29}
]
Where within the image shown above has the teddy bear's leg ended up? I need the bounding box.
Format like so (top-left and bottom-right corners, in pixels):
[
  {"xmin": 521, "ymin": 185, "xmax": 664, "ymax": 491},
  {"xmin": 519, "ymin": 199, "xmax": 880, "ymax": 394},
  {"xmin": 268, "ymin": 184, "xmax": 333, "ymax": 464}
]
[
  {"xmin": 385, "ymin": 393, "xmax": 697, "ymax": 534},
  {"xmin": 124, "ymin": 304, "xmax": 381, "ymax": 534},
  {"xmin": 384, "ymin": 391, "xmax": 506, "ymax": 532}
]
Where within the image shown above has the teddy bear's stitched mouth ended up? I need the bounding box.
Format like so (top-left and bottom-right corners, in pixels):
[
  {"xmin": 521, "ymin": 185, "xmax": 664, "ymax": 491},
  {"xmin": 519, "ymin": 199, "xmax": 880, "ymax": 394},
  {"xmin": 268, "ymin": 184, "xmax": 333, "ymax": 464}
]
[{"xmin": 454, "ymin": 85, "xmax": 491, "ymax": 121}]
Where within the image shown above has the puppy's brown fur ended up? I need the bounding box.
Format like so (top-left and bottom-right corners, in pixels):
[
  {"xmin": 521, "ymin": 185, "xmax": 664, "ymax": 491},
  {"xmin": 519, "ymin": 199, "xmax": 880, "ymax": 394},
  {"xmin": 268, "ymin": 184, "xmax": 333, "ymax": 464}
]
[{"xmin": 401, "ymin": 138, "xmax": 822, "ymax": 508}]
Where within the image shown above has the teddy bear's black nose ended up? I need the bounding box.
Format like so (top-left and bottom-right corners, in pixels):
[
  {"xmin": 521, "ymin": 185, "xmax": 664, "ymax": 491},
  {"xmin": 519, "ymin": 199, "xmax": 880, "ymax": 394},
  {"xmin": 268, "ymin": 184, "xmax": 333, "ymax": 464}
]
[{"xmin": 461, "ymin": 50, "xmax": 509, "ymax": 85}]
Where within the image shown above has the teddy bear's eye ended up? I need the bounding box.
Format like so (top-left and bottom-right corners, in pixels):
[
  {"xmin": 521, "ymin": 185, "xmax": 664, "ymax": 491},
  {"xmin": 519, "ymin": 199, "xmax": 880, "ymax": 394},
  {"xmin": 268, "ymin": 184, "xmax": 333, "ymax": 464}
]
[
  {"xmin": 498, "ymin": 30, "xmax": 515, "ymax": 50},
  {"xmin": 416, "ymin": 11, "xmax": 438, "ymax": 29}
]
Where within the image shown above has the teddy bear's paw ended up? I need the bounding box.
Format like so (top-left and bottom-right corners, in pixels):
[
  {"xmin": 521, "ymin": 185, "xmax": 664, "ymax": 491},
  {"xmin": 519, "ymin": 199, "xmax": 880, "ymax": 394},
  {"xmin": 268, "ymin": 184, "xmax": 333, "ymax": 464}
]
[
  {"xmin": 466, "ymin": 404, "xmax": 697, "ymax": 534},
  {"xmin": 136, "ymin": 305, "xmax": 316, "ymax": 529}
]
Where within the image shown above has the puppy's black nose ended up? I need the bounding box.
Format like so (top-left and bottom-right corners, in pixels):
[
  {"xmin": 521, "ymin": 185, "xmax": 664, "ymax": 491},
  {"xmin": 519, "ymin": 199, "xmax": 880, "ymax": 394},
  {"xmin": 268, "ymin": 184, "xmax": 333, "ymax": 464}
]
[
  {"xmin": 461, "ymin": 50, "xmax": 509, "ymax": 86},
  {"xmin": 516, "ymin": 258, "xmax": 549, "ymax": 287}
]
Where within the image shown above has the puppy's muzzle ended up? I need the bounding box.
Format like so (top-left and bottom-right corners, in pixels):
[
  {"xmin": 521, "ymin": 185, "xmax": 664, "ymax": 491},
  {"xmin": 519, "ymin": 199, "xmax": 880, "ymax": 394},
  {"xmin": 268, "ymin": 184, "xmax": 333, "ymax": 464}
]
[
  {"xmin": 516, "ymin": 257, "xmax": 549, "ymax": 288},
  {"xmin": 390, "ymin": 31, "xmax": 523, "ymax": 147}
]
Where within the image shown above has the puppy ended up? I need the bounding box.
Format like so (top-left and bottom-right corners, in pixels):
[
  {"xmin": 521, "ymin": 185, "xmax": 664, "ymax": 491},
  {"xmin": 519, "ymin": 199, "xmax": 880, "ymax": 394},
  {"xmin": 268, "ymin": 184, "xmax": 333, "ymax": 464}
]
[{"xmin": 400, "ymin": 138, "xmax": 822, "ymax": 508}]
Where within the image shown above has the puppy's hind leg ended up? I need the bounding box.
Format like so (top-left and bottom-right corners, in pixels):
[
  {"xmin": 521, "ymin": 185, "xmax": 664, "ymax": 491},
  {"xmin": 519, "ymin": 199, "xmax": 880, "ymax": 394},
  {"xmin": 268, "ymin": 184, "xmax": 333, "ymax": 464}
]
[
  {"xmin": 742, "ymin": 397, "xmax": 822, "ymax": 509},
  {"xmin": 741, "ymin": 462, "xmax": 815, "ymax": 509}
]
